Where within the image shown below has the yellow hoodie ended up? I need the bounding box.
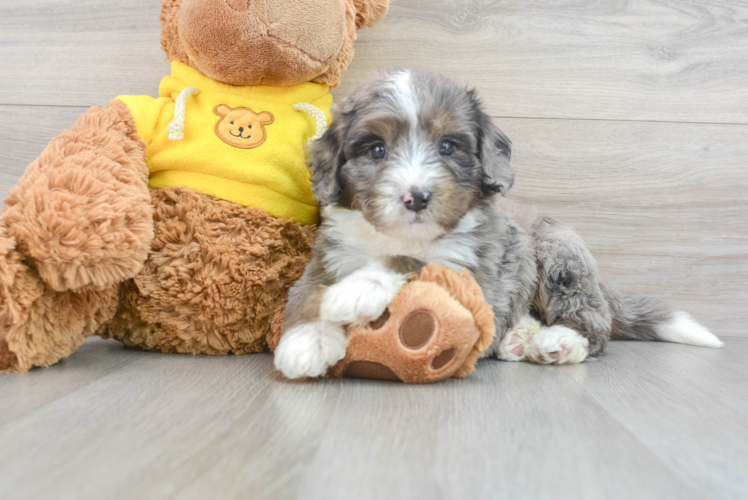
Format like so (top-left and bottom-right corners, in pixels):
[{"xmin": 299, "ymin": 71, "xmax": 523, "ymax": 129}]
[{"xmin": 116, "ymin": 61, "xmax": 332, "ymax": 225}]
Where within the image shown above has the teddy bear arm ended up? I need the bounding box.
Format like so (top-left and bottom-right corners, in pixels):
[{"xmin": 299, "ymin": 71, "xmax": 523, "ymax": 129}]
[
  {"xmin": 0, "ymin": 99, "xmax": 153, "ymax": 293},
  {"xmin": 0, "ymin": 221, "xmax": 120, "ymax": 373}
]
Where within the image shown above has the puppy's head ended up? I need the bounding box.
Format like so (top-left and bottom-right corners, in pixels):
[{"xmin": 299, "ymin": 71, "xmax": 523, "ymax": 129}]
[{"xmin": 310, "ymin": 70, "xmax": 513, "ymax": 240}]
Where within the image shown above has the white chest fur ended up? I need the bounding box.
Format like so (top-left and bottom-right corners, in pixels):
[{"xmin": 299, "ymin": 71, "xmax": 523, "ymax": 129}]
[{"xmin": 321, "ymin": 206, "xmax": 482, "ymax": 278}]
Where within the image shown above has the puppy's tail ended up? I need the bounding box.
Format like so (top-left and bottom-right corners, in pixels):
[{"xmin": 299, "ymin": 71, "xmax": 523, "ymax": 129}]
[{"xmin": 600, "ymin": 283, "xmax": 723, "ymax": 348}]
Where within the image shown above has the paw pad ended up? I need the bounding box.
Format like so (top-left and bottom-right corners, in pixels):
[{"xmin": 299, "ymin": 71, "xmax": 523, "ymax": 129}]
[
  {"xmin": 499, "ymin": 316, "xmax": 541, "ymax": 362},
  {"xmin": 343, "ymin": 361, "xmax": 401, "ymax": 381},
  {"xmin": 399, "ymin": 310, "xmax": 436, "ymax": 349},
  {"xmin": 368, "ymin": 309, "xmax": 390, "ymax": 330},
  {"xmin": 431, "ymin": 348, "xmax": 457, "ymax": 370}
]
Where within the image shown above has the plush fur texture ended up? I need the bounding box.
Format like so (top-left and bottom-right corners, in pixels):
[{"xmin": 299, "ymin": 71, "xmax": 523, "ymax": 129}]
[
  {"xmin": 0, "ymin": 101, "xmax": 148, "ymax": 372},
  {"xmin": 0, "ymin": 0, "xmax": 388, "ymax": 372},
  {"xmin": 276, "ymin": 69, "xmax": 723, "ymax": 379},
  {"xmin": 160, "ymin": 0, "xmax": 388, "ymax": 88},
  {"xmin": 417, "ymin": 264, "xmax": 496, "ymax": 376},
  {"xmin": 100, "ymin": 187, "xmax": 315, "ymax": 355},
  {"xmin": 2, "ymin": 100, "xmax": 152, "ymax": 293},
  {"xmin": 0, "ymin": 224, "xmax": 120, "ymax": 373}
]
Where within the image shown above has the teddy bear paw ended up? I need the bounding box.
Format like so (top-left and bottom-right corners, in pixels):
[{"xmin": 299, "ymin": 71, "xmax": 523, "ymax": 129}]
[{"xmin": 341, "ymin": 307, "xmax": 460, "ymax": 382}]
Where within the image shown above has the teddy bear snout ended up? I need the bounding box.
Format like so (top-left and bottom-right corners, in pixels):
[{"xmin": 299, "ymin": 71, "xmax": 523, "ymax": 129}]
[
  {"xmin": 223, "ymin": 0, "xmax": 250, "ymax": 12},
  {"xmin": 178, "ymin": 0, "xmax": 347, "ymax": 87}
]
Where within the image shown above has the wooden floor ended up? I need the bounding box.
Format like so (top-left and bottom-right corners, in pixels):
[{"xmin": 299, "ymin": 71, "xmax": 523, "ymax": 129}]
[
  {"xmin": 1, "ymin": 0, "xmax": 747, "ymax": 499},
  {"xmin": 0, "ymin": 337, "xmax": 746, "ymax": 500}
]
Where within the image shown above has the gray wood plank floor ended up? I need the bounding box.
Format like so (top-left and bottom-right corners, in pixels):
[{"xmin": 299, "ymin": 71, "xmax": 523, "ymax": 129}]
[
  {"xmin": 1, "ymin": 0, "xmax": 747, "ymax": 498},
  {"xmin": 1, "ymin": 337, "xmax": 746, "ymax": 500}
]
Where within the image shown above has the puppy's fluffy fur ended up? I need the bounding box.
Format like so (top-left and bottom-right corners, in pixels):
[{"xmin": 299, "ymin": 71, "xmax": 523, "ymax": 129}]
[{"xmin": 274, "ymin": 70, "xmax": 723, "ymax": 379}]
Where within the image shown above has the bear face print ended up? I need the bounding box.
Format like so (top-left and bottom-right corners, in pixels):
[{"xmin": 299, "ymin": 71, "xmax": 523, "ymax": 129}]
[{"xmin": 213, "ymin": 104, "xmax": 274, "ymax": 149}]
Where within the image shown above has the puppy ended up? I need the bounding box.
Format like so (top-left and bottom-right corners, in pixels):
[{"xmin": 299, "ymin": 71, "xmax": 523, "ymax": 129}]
[{"xmin": 274, "ymin": 69, "xmax": 723, "ymax": 379}]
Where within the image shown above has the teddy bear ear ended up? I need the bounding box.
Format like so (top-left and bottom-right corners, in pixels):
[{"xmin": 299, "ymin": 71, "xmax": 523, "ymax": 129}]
[
  {"xmin": 258, "ymin": 112, "xmax": 275, "ymax": 125},
  {"xmin": 159, "ymin": 0, "xmax": 191, "ymax": 66},
  {"xmin": 213, "ymin": 104, "xmax": 231, "ymax": 117},
  {"xmin": 353, "ymin": 0, "xmax": 389, "ymax": 29}
]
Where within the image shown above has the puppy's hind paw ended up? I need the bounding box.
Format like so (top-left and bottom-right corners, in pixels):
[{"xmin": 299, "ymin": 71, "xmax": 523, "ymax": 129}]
[
  {"xmin": 274, "ymin": 321, "xmax": 348, "ymax": 379},
  {"xmin": 525, "ymin": 325, "xmax": 589, "ymax": 365},
  {"xmin": 320, "ymin": 262, "xmax": 406, "ymax": 326},
  {"xmin": 499, "ymin": 315, "xmax": 540, "ymax": 361}
]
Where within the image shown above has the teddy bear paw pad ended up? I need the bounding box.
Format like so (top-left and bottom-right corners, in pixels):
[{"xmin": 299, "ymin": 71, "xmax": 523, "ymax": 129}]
[
  {"xmin": 431, "ymin": 348, "xmax": 457, "ymax": 369},
  {"xmin": 398, "ymin": 310, "xmax": 437, "ymax": 349},
  {"xmin": 343, "ymin": 360, "xmax": 401, "ymax": 381},
  {"xmin": 368, "ymin": 308, "xmax": 391, "ymax": 330}
]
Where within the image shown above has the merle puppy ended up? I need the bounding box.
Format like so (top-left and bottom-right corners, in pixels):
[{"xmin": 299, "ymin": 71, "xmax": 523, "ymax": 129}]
[{"xmin": 274, "ymin": 70, "xmax": 722, "ymax": 379}]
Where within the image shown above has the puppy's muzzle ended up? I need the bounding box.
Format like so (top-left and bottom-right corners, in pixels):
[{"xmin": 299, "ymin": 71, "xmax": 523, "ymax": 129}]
[{"xmin": 403, "ymin": 188, "xmax": 432, "ymax": 213}]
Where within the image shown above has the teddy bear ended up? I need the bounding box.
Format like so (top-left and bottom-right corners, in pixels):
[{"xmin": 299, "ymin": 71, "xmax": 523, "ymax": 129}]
[{"xmin": 0, "ymin": 0, "xmax": 390, "ymax": 373}]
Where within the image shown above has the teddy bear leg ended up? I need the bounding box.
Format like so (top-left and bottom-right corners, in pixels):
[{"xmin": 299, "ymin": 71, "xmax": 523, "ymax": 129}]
[
  {"xmin": 0, "ymin": 227, "xmax": 119, "ymax": 372},
  {"xmin": 1, "ymin": 99, "xmax": 153, "ymax": 293},
  {"xmin": 98, "ymin": 187, "xmax": 315, "ymax": 357}
]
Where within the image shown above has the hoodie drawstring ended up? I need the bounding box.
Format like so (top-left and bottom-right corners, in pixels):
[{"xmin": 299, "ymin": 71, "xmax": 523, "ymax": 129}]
[
  {"xmin": 168, "ymin": 87, "xmax": 200, "ymax": 141},
  {"xmin": 293, "ymin": 102, "xmax": 328, "ymax": 143}
]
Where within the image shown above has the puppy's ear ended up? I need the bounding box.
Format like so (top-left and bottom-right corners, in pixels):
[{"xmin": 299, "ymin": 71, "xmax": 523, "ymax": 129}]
[
  {"xmin": 470, "ymin": 91, "xmax": 514, "ymax": 197},
  {"xmin": 309, "ymin": 119, "xmax": 346, "ymax": 206}
]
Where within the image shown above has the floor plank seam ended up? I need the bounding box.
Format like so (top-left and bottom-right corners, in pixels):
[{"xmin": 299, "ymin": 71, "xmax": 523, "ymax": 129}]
[
  {"xmin": 0, "ymin": 352, "xmax": 139, "ymax": 432},
  {"xmin": 556, "ymin": 362, "xmax": 719, "ymax": 496},
  {"xmin": 145, "ymin": 370, "xmax": 278, "ymax": 498},
  {"xmin": 289, "ymin": 380, "xmax": 347, "ymax": 500},
  {"xmin": 487, "ymin": 115, "xmax": 748, "ymax": 127},
  {"xmin": 0, "ymin": 103, "xmax": 93, "ymax": 110}
]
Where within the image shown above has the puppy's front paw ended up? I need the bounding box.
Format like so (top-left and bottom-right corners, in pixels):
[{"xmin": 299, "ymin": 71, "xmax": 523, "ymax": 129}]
[
  {"xmin": 274, "ymin": 321, "xmax": 348, "ymax": 379},
  {"xmin": 499, "ymin": 315, "xmax": 540, "ymax": 361},
  {"xmin": 525, "ymin": 325, "xmax": 589, "ymax": 365},
  {"xmin": 320, "ymin": 263, "xmax": 406, "ymax": 326}
]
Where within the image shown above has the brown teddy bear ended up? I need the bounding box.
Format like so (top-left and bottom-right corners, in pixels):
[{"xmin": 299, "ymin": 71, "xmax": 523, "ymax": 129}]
[{"xmin": 0, "ymin": 0, "xmax": 389, "ymax": 373}]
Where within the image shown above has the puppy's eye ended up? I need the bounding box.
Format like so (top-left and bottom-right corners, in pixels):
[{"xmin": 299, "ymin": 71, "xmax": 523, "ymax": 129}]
[
  {"xmin": 439, "ymin": 140, "xmax": 455, "ymax": 156},
  {"xmin": 369, "ymin": 144, "xmax": 387, "ymax": 160},
  {"xmin": 230, "ymin": 121, "xmax": 234, "ymax": 125}
]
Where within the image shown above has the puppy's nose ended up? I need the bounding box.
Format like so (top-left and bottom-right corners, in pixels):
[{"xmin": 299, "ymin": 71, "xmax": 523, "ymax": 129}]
[
  {"xmin": 238, "ymin": 127, "xmax": 244, "ymax": 133},
  {"xmin": 403, "ymin": 189, "xmax": 431, "ymax": 212}
]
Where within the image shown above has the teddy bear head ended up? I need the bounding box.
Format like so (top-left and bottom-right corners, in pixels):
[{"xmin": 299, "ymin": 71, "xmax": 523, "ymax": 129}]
[{"xmin": 159, "ymin": 0, "xmax": 389, "ymax": 88}]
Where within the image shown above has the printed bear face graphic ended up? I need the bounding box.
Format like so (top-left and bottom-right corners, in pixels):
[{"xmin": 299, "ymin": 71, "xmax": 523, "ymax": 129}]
[{"xmin": 213, "ymin": 104, "xmax": 274, "ymax": 149}]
